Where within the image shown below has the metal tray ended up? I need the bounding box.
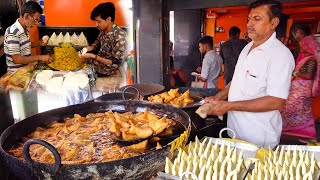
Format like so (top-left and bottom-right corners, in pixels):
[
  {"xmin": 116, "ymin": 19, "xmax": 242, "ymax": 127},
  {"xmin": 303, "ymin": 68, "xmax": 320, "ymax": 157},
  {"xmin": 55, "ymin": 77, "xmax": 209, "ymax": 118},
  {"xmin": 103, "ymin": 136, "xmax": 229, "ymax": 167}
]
[
  {"xmin": 278, "ymin": 144, "xmax": 320, "ymax": 161},
  {"xmin": 157, "ymin": 128, "xmax": 258, "ymax": 180}
]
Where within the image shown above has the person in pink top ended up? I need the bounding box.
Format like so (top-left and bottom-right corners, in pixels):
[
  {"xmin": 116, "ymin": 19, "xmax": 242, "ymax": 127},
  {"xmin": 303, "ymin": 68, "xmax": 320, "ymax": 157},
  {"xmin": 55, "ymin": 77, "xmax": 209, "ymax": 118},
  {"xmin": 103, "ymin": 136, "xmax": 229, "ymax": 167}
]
[{"xmin": 281, "ymin": 35, "xmax": 320, "ymax": 138}]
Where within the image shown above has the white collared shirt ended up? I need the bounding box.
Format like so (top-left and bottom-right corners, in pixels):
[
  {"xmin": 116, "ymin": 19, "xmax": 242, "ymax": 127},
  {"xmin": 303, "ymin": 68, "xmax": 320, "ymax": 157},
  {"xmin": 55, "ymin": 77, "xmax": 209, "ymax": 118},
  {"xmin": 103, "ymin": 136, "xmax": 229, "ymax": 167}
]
[
  {"xmin": 227, "ymin": 32, "xmax": 295, "ymax": 148},
  {"xmin": 201, "ymin": 50, "xmax": 223, "ymax": 88}
]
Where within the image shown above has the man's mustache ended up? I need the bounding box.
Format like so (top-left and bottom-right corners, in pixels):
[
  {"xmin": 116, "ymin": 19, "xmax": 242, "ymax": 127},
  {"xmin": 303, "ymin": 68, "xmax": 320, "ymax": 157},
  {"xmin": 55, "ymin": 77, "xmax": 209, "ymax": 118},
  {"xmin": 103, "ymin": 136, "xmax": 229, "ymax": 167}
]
[{"xmin": 247, "ymin": 27, "xmax": 255, "ymax": 32}]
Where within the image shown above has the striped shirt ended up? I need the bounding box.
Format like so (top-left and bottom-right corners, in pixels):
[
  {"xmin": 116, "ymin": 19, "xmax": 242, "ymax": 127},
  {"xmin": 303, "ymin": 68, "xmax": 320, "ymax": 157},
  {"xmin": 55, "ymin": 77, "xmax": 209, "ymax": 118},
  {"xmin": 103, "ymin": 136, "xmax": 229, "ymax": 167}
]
[{"xmin": 4, "ymin": 19, "xmax": 31, "ymax": 73}]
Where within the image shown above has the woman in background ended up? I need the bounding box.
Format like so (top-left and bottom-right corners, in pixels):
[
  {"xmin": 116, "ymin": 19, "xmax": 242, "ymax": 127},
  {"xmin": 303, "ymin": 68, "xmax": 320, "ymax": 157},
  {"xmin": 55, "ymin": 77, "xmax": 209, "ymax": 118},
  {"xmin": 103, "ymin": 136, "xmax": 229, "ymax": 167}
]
[{"xmin": 281, "ymin": 35, "xmax": 320, "ymax": 138}]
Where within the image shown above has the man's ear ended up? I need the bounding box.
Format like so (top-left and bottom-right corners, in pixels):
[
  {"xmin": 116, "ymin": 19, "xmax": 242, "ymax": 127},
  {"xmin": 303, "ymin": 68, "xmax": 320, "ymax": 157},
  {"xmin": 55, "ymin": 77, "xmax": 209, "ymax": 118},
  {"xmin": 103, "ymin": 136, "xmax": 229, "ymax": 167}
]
[
  {"xmin": 205, "ymin": 44, "xmax": 210, "ymax": 50},
  {"xmin": 271, "ymin": 17, "xmax": 280, "ymax": 30},
  {"xmin": 22, "ymin": 13, "xmax": 28, "ymax": 19},
  {"xmin": 107, "ymin": 17, "xmax": 112, "ymax": 23}
]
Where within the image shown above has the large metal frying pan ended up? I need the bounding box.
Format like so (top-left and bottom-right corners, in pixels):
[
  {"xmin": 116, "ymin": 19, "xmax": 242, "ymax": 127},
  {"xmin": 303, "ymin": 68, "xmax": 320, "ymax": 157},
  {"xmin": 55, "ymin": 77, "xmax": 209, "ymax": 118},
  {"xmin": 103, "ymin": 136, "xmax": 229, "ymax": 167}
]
[
  {"xmin": 102, "ymin": 86, "xmax": 205, "ymax": 109},
  {"xmin": 0, "ymin": 100, "xmax": 191, "ymax": 180}
]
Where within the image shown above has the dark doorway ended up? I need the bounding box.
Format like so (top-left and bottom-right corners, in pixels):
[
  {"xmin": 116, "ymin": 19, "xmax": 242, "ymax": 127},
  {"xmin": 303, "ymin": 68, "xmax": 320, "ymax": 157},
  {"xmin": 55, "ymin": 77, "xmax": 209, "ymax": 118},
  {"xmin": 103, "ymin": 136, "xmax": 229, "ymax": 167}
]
[{"xmin": 173, "ymin": 10, "xmax": 202, "ymax": 86}]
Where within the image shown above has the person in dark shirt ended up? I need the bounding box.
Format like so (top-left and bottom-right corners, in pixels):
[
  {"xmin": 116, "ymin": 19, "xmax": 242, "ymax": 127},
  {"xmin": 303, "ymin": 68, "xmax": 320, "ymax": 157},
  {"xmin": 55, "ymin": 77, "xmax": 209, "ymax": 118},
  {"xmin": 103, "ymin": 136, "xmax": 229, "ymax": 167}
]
[
  {"xmin": 220, "ymin": 26, "xmax": 247, "ymax": 85},
  {"xmin": 80, "ymin": 2, "xmax": 127, "ymax": 76},
  {"xmin": 169, "ymin": 41, "xmax": 187, "ymax": 87},
  {"xmin": 292, "ymin": 24, "xmax": 311, "ymax": 61}
]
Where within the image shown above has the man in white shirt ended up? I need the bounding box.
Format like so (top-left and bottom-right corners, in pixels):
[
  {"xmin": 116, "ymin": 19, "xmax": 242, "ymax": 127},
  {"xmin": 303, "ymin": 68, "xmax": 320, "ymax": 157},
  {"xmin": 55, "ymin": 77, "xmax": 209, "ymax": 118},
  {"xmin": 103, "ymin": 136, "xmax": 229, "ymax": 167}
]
[
  {"xmin": 193, "ymin": 36, "xmax": 222, "ymax": 88},
  {"xmin": 204, "ymin": 0, "xmax": 295, "ymax": 148}
]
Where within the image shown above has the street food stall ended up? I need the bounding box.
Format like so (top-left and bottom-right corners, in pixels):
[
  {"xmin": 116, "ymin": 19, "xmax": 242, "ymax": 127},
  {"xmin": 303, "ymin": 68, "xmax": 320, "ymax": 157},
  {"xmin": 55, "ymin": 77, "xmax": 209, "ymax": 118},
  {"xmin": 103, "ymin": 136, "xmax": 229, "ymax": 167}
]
[
  {"xmin": 0, "ymin": 0, "xmax": 320, "ymax": 179},
  {"xmin": 0, "ymin": 0, "xmax": 132, "ymax": 121}
]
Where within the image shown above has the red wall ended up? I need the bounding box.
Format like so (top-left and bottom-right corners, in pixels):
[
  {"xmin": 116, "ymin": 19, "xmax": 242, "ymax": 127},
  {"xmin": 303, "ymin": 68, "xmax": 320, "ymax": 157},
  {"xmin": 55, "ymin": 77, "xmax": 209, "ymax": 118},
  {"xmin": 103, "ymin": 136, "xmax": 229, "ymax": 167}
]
[
  {"xmin": 205, "ymin": 8, "xmax": 248, "ymax": 43},
  {"xmin": 44, "ymin": 0, "xmax": 128, "ymax": 27},
  {"xmin": 214, "ymin": 12, "xmax": 248, "ymax": 43},
  {"xmin": 205, "ymin": 1, "xmax": 320, "ymax": 43}
]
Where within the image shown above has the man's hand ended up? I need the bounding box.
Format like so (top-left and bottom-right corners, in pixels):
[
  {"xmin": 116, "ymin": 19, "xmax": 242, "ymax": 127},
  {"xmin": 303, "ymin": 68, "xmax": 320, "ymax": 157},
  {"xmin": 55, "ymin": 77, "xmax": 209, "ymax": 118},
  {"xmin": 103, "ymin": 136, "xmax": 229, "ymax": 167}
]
[
  {"xmin": 205, "ymin": 101, "xmax": 231, "ymax": 116},
  {"xmin": 196, "ymin": 67, "xmax": 202, "ymax": 73},
  {"xmin": 79, "ymin": 53, "xmax": 95, "ymax": 59},
  {"xmin": 205, "ymin": 95, "xmax": 221, "ymax": 102},
  {"xmin": 86, "ymin": 45, "xmax": 95, "ymax": 52},
  {"xmin": 191, "ymin": 72, "xmax": 200, "ymax": 77},
  {"xmin": 38, "ymin": 55, "xmax": 53, "ymax": 64},
  {"xmin": 205, "ymin": 91, "xmax": 225, "ymax": 102},
  {"xmin": 39, "ymin": 40, "xmax": 48, "ymax": 46},
  {"xmin": 40, "ymin": 35, "xmax": 49, "ymax": 46}
]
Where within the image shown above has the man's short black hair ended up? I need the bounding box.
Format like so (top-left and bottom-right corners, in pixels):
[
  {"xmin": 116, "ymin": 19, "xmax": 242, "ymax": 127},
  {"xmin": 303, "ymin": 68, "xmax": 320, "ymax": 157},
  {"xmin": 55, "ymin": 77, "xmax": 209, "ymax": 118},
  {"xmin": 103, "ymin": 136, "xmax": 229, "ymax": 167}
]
[
  {"xmin": 90, "ymin": 2, "xmax": 115, "ymax": 22},
  {"xmin": 296, "ymin": 24, "xmax": 311, "ymax": 36},
  {"xmin": 229, "ymin": 26, "xmax": 241, "ymax": 37},
  {"xmin": 249, "ymin": 0, "xmax": 282, "ymax": 20},
  {"xmin": 199, "ymin": 36, "xmax": 213, "ymax": 48},
  {"xmin": 21, "ymin": 1, "xmax": 43, "ymax": 16}
]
